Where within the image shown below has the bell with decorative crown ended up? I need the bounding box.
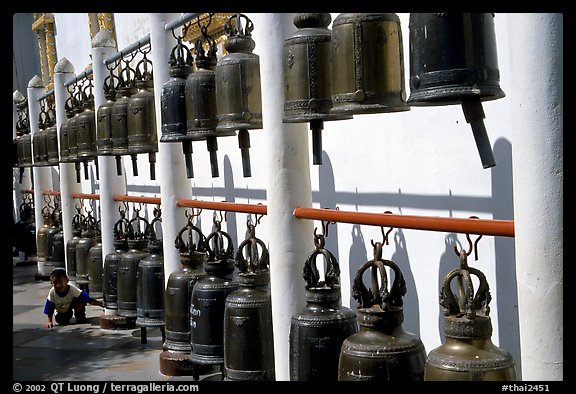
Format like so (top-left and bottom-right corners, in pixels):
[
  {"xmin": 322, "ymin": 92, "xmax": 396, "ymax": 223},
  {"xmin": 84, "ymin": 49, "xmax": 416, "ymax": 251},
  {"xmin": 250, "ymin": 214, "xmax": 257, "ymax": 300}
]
[
  {"xmin": 127, "ymin": 47, "xmax": 158, "ymax": 180},
  {"xmin": 77, "ymin": 80, "xmax": 99, "ymax": 180},
  {"xmin": 96, "ymin": 66, "xmax": 120, "ymax": 157},
  {"xmin": 185, "ymin": 19, "xmax": 235, "ymax": 178},
  {"xmin": 33, "ymin": 100, "xmax": 49, "ymax": 168},
  {"xmin": 338, "ymin": 240, "xmax": 427, "ymax": 381},
  {"xmin": 424, "ymin": 248, "xmax": 516, "ymax": 381},
  {"xmin": 289, "ymin": 230, "xmax": 358, "ymax": 381},
  {"xmin": 407, "ymin": 13, "xmax": 505, "ymax": 169},
  {"xmin": 283, "ymin": 13, "xmax": 352, "ymax": 165},
  {"xmin": 215, "ymin": 14, "xmax": 263, "ymax": 178},
  {"xmin": 160, "ymin": 29, "xmax": 195, "ymax": 178}
]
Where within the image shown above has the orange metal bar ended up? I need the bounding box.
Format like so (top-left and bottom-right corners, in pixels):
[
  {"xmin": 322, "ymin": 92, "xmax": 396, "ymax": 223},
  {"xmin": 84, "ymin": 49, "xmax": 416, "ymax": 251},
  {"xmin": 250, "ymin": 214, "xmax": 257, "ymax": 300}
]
[
  {"xmin": 113, "ymin": 195, "xmax": 161, "ymax": 205},
  {"xmin": 293, "ymin": 207, "xmax": 515, "ymax": 238},
  {"xmin": 71, "ymin": 193, "xmax": 100, "ymax": 200},
  {"xmin": 176, "ymin": 199, "xmax": 267, "ymax": 215},
  {"xmin": 42, "ymin": 190, "xmax": 61, "ymax": 196}
]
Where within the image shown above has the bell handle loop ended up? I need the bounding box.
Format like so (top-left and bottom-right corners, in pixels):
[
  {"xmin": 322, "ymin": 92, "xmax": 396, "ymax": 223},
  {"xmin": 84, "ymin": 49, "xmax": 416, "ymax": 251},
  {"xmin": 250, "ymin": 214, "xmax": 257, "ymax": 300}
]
[
  {"xmin": 303, "ymin": 247, "xmax": 340, "ymax": 288},
  {"xmin": 453, "ymin": 216, "xmax": 483, "ymax": 261},
  {"xmin": 205, "ymin": 228, "xmax": 234, "ymax": 261},
  {"xmin": 235, "ymin": 235, "xmax": 269, "ymax": 274},
  {"xmin": 136, "ymin": 46, "xmax": 153, "ymax": 82},
  {"xmin": 175, "ymin": 216, "xmax": 207, "ymax": 255},
  {"xmin": 352, "ymin": 259, "xmax": 388, "ymax": 309}
]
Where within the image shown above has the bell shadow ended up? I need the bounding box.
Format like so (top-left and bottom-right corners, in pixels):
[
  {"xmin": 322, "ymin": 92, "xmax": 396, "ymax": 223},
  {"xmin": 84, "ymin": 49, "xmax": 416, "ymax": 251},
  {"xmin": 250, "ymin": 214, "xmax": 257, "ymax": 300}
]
[
  {"xmin": 347, "ymin": 224, "xmax": 368, "ymax": 309},
  {"xmin": 391, "ymin": 228, "xmax": 420, "ymax": 337},
  {"xmin": 437, "ymin": 232, "xmax": 459, "ymax": 340},
  {"xmin": 222, "ymin": 155, "xmax": 239, "ymax": 250}
]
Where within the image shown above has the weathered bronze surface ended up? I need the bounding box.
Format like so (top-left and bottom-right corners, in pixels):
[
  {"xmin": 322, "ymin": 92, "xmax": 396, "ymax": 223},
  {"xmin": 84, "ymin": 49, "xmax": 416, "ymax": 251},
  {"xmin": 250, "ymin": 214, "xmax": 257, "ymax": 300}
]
[
  {"xmin": 87, "ymin": 228, "xmax": 103, "ymax": 299},
  {"xmin": 215, "ymin": 14, "xmax": 263, "ymax": 177},
  {"xmin": 290, "ymin": 232, "xmax": 358, "ymax": 381},
  {"xmin": 96, "ymin": 70, "xmax": 119, "ymax": 156},
  {"xmin": 111, "ymin": 60, "xmax": 137, "ymax": 175},
  {"xmin": 331, "ymin": 13, "xmax": 409, "ymax": 115},
  {"xmin": 338, "ymin": 241, "xmax": 426, "ymax": 381},
  {"xmin": 223, "ymin": 223, "xmax": 275, "ymax": 381},
  {"xmin": 190, "ymin": 217, "xmax": 238, "ymax": 374},
  {"xmin": 425, "ymin": 250, "xmax": 516, "ymax": 381},
  {"xmin": 407, "ymin": 13, "xmax": 505, "ymax": 169}
]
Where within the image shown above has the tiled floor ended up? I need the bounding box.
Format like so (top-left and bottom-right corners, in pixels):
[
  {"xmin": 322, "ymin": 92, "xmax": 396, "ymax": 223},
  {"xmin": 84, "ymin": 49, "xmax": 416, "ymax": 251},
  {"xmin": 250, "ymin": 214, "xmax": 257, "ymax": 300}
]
[{"xmin": 12, "ymin": 257, "xmax": 219, "ymax": 382}]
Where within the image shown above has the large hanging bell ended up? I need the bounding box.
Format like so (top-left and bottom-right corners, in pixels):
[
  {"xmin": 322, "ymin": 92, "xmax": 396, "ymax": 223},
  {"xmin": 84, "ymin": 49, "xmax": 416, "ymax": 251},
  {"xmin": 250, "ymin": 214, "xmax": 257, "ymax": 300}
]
[
  {"xmin": 67, "ymin": 83, "xmax": 86, "ymax": 182},
  {"xmin": 407, "ymin": 13, "xmax": 505, "ymax": 169},
  {"xmin": 33, "ymin": 100, "xmax": 49, "ymax": 167},
  {"xmin": 111, "ymin": 59, "xmax": 137, "ymax": 176},
  {"xmin": 58, "ymin": 91, "xmax": 75, "ymax": 165},
  {"xmin": 425, "ymin": 249, "xmax": 516, "ymax": 380},
  {"xmin": 14, "ymin": 92, "xmax": 30, "ymax": 182},
  {"xmin": 283, "ymin": 13, "xmax": 352, "ymax": 165},
  {"xmin": 331, "ymin": 13, "xmax": 409, "ymax": 115},
  {"xmin": 223, "ymin": 222, "xmax": 275, "ymax": 381},
  {"xmin": 87, "ymin": 224, "xmax": 103, "ymax": 299},
  {"xmin": 289, "ymin": 231, "xmax": 358, "ymax": 381},
  {"xmin": 338, "ymin": 241, "xmax": 427, "ymax": 381},
  {"xmin": 160, "ymin": 214, "xmax": 207, "ymax": 376},
  {"xmin": 185, "ymin": 25, "xmax": 235, "ymax": 178},
  {"xmin": 127, "ymin": 49, "xmax": 158, "ymax": 180},
  {"xmin": 160, "ymin": 33, "xmax": 195, "ymax": 177},
  {"xmin": 117, "ymin": 207, "xmax": 150, "ymax": 324},
  {"xmin": 215, "ymin": 14, "xmax": 263, "ymax": 178},
  {"xmin": 66, "ymin": 204, "xmax": 85, "ymax": 282},
  {"xmin": 96, "ymin": 69, "xmax": 119, "ymax": 156},
  {"xmin": 75, "ymin": 211, "xmax": 97, "ymax": 292},
  {"xmin": 136, "ymin": 207, "xmax": 166, "ymax": 338},
  {"xmin": 190, "ymin": 216, "xmax": 239, "ymax": 380},
  {"xmin": 45, "ymin": 100, "xmax": 60, "ymax": 166},
  {"xmin": 77, "ymin": 80, "xmax": 99, "ymax": 180}
]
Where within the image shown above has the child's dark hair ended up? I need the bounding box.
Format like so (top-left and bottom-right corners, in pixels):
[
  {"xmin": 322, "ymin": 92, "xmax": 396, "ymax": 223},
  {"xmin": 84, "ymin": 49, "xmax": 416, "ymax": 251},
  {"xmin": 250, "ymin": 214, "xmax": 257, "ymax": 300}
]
[{"xmin": 50, "ymin": 269, "xmax": 68, "ymax": 281}]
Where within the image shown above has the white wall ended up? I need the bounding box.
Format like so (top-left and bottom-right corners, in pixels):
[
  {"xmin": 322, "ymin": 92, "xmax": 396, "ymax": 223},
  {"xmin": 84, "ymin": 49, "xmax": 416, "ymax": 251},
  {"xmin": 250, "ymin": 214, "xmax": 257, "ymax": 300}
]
[{"xmin": 47, "ymin": 12, "xmax": 563, "ymax": 380}]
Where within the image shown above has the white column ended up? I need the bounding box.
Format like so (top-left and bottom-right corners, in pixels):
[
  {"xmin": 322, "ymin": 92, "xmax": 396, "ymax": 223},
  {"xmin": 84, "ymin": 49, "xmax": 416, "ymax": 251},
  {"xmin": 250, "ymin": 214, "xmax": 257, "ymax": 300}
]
[
  {"xmin": 28, "ymin": 75, "xmax": 54, "ymax": 277},
  {"xmin": 53, "ymin": 58, "xmax": 82, "ymax": 274},
  {"xmin": 509, "ymin": 13, "xmax": 563, "ymax": 381},
  {"xmin": 251, "ymin": 13, "xmax": 315, "ymax": 381},
  {"xmin": 91, "ymin": 29, "xmax": 127, "ymax": 269},
  {"xmin": 149, "ymin": 13, "xmax": 193, "ymax": 286}
]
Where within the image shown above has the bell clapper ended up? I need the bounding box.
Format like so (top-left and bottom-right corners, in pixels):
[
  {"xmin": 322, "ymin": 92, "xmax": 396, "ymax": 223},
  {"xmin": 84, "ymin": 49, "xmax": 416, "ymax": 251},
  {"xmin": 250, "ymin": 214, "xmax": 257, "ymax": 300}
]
[
  {"xmin": 238, "ymin": 129, "xmax": 252, "ymax": 177},
  {"xmin": 181, "ymin": 140, "xmax": 194, "ymax": 179},
  {"xmin": 461, "ymin": 97, "xmax": 496, "ymax": 169},
  {"xmin": 131, "ymin": 154, "xmax": 139, "ymax": 176},
  {"xmin": 206, "ymin": 136, "xmax": 219, "ymax": 178},
  {"xmin": 115, "ymin": 155, "xmax": 123, "ymax": 176},
  {"xmin": 149, "ymin": 152, "xmax": 156, "ymax": 180},
  {"xmin": 310, "ymin": 119, "xmax": 323, "ymax": 165}
]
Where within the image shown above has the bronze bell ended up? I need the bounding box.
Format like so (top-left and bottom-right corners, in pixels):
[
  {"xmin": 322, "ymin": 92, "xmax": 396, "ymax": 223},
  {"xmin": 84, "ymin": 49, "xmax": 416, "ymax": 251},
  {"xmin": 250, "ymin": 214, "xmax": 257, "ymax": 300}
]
[
  {"xmin": 185, "ymin": 18, "xmax": 235, "ymax": 178},
  {"xmin": 338, "ymin": 240, "xmax": 427, "ymax": 381},
  {"xmin": 331, "ymin": 13, "xmax": 409, "ymax": 116},
  {"xmin": 160, "ymin": 213, "xmax": 207, "ymax": 376},
  {"xmin": 136, "ymin": 206, "xmax": 166, "ymax": 343},
  {"xmin": 36, "ymin": 206, "xmax": 51, "ymax": 266},
  {"xmin": 111, "ymin": 58, "xmax": 138, "ymax": 176},
  {"xmin": 51, "ymin": 212, "xmax": 65, "ymax": 270},
  {"xmin": 14, "ymin": 195, "xmax": 37, "ymax": 259},
  {"xmin": 117, "ymin": 206, "xmax": 150, "ymax": 323},
  {"xmin": 103, "ymin": 207, "xmax": 129, "ymax": 313},
  {"xmin": 75, "ymin": 209, "xmax": 97, "ymax": 292},
  {"xmin": 223, "ymin": 222, "xmax": 275, "ymax": 381},
  {"xmin": 290, "ymin": 231, "xmax": 358, "ymax": 381},
  {"xmin": 45, "ymin": 100, "xmax": 60, "ymax": 167},
  {"xmin": 66, "ymin": 204, "xmax": 85, "ymax": 282},
  {"xmin": 43, "ymin": 201, "xmax": 61, "ymax": 275},
  {"xmin": 77, "ymin": 80, "xmax": 99, "ymax": 180},
  {"xmin": 407, "ymin": 13, "xmax": 505, "ymax": 169},
  {"xmin": 67, "ymin": 83, "xmax": 86, "ymax": 182},
  {"xmin": 160, "ymin": 31, "xmax": 195, "ymax": 177},
  {"xmin": 59, "ymin": 89, "xmax": 75, "ymax": 165},
  {"xmin": 16, "ymin": 96, "xmax": 32, "ymax": 183},
  {"xmin": 33, "ymin": 100, "xmax": 49, "ymax": 167},
  {"xmin": 215, "ymin": 14, "xmax": 263, "ymax": 178},
  {"xmin": 96, "ymin": 66, "xmax": 120, "ymax": 156},
  {"xmin": 87, "ymin": 220, "xmax": 104, "ymax": 299},
  {"xmin": 190, "ymin": 214, "xmax": 239, "ymax": 380},
  {"xmin": 283, "ymin": 13, "xmax": 352, "ymax": 165},
  {"xmin": 425, "ymin": 248, "xmax": 516, "ymax": 381},
  {"xmin": 127, "ymin": 48, "xmax": 158, "ymax": 180}
]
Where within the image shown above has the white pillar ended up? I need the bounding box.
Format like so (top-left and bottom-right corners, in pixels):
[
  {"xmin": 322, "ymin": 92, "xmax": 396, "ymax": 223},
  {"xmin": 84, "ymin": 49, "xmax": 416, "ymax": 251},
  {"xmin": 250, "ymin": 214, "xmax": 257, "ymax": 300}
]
[
  {"xmin": 251, "ymin": 13, "xmax": 315, "ymax": 381},
  {"xmin": 28, "ymin": 75, "xmax": 54, "ymax": 277},
  {"xmin": 149, "ymin": 13, "xmax": 193, "ymax": 286},
  {"xmin": 53, "ymin": 58, "xmax": 82, "ymax": 274},
  {"xmin": 91, "ymin": 30, "xmax": 127, "ymax": 270},
  {"xmin": 509, "ymin": 13, "xmax": 563, "ymax": 381}
]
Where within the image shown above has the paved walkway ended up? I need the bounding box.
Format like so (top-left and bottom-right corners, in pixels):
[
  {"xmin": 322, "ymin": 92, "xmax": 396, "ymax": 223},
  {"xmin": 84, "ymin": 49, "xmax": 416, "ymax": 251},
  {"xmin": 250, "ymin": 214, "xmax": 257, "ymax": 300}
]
[{"xmin": 12, "ymin": 257, "xmax": 218, "ymax": 382}]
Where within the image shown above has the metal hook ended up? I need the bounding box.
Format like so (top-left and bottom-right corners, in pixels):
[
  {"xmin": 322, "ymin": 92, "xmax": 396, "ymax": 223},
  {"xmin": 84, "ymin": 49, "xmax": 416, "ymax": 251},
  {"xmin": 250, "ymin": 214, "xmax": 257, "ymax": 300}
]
[
  {"xmin": 453, "ymin": 216, "xmax": 483, "ymax": 260},
  {"xmin": 371, "ymin": 211, "xmax": 394, "ymax": 248}
]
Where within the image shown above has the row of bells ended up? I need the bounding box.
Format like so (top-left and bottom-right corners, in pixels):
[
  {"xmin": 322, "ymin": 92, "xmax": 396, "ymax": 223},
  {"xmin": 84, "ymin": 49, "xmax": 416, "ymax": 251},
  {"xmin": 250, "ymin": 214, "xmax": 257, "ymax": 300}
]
[
  {"xmin": 14, "ymin": 12, "xmax": 505, "ymax": 181},
  {"xmin": 59, "ymin": 204, "xmax": 516, "ymax": 381}
]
